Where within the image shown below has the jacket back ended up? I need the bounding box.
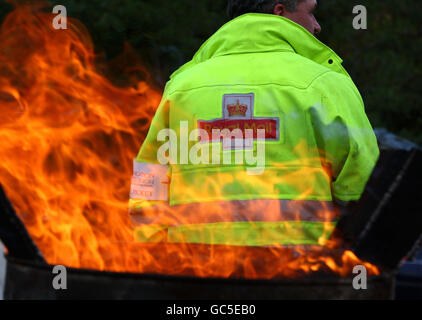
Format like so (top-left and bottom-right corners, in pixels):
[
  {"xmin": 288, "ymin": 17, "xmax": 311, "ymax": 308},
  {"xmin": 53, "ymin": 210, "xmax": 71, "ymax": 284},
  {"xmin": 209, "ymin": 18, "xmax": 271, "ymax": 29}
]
[{"xmin": 128, "ymin": 14, "xmax": 380, "ymax": 246}]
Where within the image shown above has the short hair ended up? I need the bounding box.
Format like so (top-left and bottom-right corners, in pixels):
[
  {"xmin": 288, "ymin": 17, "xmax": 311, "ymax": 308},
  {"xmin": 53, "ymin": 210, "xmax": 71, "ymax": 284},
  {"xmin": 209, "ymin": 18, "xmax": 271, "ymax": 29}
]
[{"xmin": 227, "ymin": 0, "xmax": 301, "ymax": 20}]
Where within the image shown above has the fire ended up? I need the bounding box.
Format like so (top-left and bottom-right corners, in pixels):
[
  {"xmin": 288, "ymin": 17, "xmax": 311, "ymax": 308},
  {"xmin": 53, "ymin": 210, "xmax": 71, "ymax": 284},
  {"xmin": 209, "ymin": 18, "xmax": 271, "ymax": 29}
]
[{"xmin": 0, "ymin": 4, "xmax": 379, "ymax": 278}]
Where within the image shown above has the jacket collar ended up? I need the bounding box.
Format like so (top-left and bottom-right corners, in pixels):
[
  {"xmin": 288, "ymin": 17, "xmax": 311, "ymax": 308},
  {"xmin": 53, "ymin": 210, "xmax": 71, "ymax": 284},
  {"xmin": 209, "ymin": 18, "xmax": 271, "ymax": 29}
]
[{"xmin": 172, "ymin": 14, "xmax": 349, "ymax": 79}]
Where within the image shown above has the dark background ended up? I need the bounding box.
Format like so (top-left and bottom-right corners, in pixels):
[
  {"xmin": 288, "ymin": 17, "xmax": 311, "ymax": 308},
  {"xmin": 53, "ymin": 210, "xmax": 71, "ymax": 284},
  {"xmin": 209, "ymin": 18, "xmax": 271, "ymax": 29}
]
[{"xmin": 1, "ymin": 0, "xmax": 421, "ymax": 144}]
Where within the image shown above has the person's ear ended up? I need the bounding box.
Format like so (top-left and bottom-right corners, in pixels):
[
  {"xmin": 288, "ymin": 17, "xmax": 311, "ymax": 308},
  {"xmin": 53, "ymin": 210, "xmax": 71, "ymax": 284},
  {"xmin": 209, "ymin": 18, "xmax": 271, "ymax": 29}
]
[{"xmin": 273, "ymin": 3, "xmax": 286, "ymax": 16}]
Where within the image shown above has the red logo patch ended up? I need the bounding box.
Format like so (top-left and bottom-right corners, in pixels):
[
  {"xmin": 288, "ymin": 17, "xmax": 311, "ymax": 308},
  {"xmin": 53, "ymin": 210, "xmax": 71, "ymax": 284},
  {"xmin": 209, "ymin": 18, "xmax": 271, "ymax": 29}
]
[{"xmin": 197, "ymin": 93, "xmax": 280, "ymax": 144}]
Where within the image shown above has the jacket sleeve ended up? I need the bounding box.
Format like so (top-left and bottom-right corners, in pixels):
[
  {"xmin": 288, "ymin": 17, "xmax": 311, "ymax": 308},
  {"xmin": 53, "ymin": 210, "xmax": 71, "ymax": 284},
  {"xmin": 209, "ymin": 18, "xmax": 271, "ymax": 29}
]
[
  {"xmin": 309, "ymin": 71, "xmax": 380, "ymax": 202},
  {"xmin": 128, "ymin": 85, "xmax": 172, "ymax": 214}
]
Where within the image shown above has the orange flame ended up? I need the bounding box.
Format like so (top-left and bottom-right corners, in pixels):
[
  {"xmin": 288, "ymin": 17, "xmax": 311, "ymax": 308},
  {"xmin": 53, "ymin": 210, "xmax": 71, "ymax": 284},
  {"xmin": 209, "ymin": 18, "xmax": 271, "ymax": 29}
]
[{"xmin": 0, "ymin": 4, "xmax": 379, "ymax": 279}]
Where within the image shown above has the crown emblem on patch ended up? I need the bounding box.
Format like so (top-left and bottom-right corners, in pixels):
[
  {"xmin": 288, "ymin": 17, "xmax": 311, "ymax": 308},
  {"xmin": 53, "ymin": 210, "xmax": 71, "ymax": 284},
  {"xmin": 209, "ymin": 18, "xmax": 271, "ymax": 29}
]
[{"xmin": 227, "ymin": 100, "xmax": 248, "ymax": 117}]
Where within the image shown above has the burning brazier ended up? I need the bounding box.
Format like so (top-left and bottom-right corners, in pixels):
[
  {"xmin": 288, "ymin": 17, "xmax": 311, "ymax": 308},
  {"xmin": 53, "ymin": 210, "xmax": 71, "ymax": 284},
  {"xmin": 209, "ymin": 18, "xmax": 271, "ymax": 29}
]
[
  {"xmin": 1, "ymin": 147, "xmax": 421, "ymax": 300},
  {"xmin": 0, "ymin": 6, "xmax": 421, "ymax": 300}
]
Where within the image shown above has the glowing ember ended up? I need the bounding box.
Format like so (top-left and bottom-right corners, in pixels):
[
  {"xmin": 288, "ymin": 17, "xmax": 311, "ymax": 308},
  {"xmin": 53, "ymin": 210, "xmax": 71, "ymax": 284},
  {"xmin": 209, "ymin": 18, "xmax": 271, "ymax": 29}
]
[{"xmin": 0, "ymin": 4, "xmax": 379, "ymax": 278}]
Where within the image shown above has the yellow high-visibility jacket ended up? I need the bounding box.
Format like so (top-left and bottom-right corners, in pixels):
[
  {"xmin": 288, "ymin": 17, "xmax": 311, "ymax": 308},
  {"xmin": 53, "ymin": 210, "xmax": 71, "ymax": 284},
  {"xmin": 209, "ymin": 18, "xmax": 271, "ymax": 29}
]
[{"xmin": 128, "ymin": 14, "xmax": 379, "ymax": 247}]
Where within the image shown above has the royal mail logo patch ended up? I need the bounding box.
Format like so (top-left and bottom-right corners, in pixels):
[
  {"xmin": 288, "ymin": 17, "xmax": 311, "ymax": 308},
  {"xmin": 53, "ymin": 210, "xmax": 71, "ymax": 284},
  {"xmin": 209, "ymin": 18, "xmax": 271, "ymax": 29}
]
[{"xmin": 197, "ymin": 93, "xmax": 280, "ymax": 149}]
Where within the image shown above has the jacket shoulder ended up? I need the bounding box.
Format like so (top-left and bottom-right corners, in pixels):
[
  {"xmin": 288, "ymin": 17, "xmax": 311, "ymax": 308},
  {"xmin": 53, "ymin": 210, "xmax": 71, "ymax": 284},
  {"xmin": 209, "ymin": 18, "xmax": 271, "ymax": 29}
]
[
  {"xmin": 282, "ymin": 54, "xmax": 341, "ymax": 88},
  {"xmin": 169, "ymin": 60, "xmax": 196, "ymax": 80},
  {"xmin": 166, "ymin": 52, "xmax": 353, "ymax": 94},
  {"xmin": 310, "ymin": 69, "xmax": 362, "ymax": 100}
]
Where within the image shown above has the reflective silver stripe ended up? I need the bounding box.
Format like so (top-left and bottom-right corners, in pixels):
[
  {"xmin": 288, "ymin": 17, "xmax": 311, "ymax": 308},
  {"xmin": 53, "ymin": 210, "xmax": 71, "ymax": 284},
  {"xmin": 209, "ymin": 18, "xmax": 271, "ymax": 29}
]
[{"xmin": 130, "ymin": 199, "xmax": 339, "ymax": 226}]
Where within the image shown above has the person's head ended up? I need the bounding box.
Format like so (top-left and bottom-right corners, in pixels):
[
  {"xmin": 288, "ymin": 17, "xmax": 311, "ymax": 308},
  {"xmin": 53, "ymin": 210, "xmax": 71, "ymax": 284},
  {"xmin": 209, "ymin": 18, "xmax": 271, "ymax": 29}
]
[{"xmin": 227, "ymin": 0, "xmax": 321, "ymax": 35}]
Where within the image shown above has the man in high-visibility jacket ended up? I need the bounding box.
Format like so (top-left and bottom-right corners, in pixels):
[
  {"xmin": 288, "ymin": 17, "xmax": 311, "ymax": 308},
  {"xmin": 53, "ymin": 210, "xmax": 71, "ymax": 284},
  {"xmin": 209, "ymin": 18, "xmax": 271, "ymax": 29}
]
[{"xmin": 128, "ymin": 0, "xmax": 380, "ymax": 247}]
